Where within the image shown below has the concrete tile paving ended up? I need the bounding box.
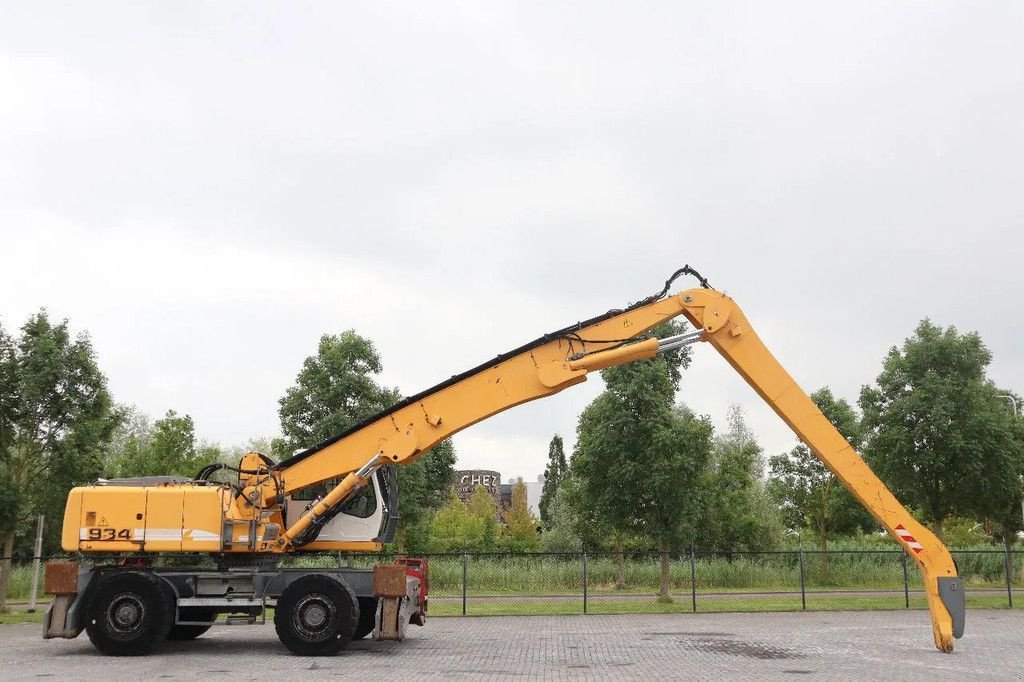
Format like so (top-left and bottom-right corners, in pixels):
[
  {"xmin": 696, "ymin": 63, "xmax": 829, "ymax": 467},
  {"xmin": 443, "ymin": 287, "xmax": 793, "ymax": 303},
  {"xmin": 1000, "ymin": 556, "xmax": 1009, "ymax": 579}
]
[{"xmin": 1, "ymin": 610, "xmax": 1021, "ymax": 680}]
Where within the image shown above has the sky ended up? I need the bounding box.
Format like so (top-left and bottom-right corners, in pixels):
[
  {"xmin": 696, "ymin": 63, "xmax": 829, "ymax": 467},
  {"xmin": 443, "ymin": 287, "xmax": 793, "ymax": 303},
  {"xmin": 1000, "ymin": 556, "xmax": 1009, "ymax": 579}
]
[{"xmin": 1, "ymin": 2, "xmax": 1022, "ymax": 483}]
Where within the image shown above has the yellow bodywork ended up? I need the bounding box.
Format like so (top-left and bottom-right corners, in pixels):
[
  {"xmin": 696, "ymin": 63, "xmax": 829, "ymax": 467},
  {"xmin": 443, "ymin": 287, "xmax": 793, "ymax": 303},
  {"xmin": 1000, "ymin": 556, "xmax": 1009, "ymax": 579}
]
[
  {"xmin": 62, "ymin": 281, "xmax": 962, "ymax": 652},
  {"xmin": 63, "ymin": 485, "xmax": 229, "ymax": 553}
]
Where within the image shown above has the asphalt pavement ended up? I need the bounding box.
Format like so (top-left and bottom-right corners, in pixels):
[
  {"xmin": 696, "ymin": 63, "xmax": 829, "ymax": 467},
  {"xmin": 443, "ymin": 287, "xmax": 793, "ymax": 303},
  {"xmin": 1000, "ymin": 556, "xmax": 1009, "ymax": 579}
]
[{"xmin": 1, "ymin": 609, "xmax": 1021, "ymax": 680}]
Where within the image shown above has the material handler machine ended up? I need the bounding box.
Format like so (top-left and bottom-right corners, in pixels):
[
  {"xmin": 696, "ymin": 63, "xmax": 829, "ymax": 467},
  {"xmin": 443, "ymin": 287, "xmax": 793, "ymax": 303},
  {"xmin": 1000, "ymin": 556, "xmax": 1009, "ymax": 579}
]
[{"xmin": 43, "ymin": 267, "xmax": 965, "ymax": 655}]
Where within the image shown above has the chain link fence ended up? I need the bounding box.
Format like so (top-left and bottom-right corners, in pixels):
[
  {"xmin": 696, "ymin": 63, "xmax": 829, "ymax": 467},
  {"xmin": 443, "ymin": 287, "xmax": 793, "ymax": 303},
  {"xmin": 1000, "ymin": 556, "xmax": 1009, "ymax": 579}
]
[{"xmin": 2, "ymin": 548, "xmax": 1021, "ymax": 616}]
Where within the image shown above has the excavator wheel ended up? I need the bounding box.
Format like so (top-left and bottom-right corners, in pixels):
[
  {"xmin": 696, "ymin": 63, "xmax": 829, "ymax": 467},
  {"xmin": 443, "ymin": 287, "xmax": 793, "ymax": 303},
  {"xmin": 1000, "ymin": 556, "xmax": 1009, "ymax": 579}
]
[
  {"xmin": 166, "ymin": 608, "xmax": 217, "ymax": 641},
  {"xmin": 274, "ymin": 574, "xmax": 358, "ymax": 655},
  {"xmin": 353, "ymin": 597, "xmax": 378, "ymax": 640},
  {"xmin": 85, "ymin": 571, "xmax": 174, "ymax": 656}
]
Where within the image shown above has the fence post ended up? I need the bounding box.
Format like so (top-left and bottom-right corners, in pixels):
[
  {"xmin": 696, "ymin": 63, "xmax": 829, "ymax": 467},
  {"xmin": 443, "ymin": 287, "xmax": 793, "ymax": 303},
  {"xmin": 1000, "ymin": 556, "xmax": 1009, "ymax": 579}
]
[
  {"xmin": 462, "ymin": 551, "xmax": 468, "ymax": 616},
  {"xmin": 798, "ymin": 548, "xmax": 806, "ymax": 611},
  {"xmin": 1004, "ymin": 544, "xmax": 1014, "ymax": 609},
  {"xmin": 901, "ymin": 551, "xmax": 910, "ymax": 609},
  {"xmin": 583, "ymin": 551, "xmax": 589, "ymax": 615},
  {"xmin": 27, "ymin": 515, "xmax": 44, "ymax": 613},
  {"xmin": 689, "ymin": 543, "xmax": 697, "ymax": 613}
]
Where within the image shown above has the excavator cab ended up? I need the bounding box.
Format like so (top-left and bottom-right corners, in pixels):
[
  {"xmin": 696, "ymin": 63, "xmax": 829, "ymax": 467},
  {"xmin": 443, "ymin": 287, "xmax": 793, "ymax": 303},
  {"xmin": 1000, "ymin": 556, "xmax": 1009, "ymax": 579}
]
[{"xmin": 284, "ymin": 465, "xmax": 399, "ymax": 546}]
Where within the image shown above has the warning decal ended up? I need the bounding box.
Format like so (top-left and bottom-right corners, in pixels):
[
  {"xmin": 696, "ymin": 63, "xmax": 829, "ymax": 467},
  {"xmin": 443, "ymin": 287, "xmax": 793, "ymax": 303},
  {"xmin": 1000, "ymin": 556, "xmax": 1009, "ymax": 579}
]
[{"xmin": 894, "ymin": 524, "xmax": 924, "ymax": 554}]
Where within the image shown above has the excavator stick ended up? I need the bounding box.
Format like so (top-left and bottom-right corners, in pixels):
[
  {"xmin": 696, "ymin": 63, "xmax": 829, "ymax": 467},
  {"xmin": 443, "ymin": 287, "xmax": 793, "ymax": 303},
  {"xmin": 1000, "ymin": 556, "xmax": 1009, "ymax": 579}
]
[{"xmin": 675, "ymin": 288, "xmax": 964, "ymax": 652}]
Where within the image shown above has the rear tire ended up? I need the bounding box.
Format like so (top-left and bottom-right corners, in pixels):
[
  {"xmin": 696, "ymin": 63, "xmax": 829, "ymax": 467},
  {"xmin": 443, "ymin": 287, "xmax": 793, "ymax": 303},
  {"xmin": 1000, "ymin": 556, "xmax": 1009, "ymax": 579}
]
[
  {"xmin": 274, "ymin": 574, "xmax": 358, "ymax": 656},
  {"xmin": 353, "ymin": 597, "xmax": 378, "ymax": 640},
  {"xmin": 85, "ymin": 571, "xmax": 173, "ymax": 656},
  {"xmin": 167, "ymin": 608, "xmax": 216, "ymax": 641}
]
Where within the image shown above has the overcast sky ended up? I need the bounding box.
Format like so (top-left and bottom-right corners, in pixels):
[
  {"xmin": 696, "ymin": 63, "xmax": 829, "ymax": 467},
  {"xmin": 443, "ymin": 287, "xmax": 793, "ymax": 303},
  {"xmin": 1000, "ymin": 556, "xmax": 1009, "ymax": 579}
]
[{"xmin": 1, "ymin": 2, "xmax": 1022, "ymax": 483}]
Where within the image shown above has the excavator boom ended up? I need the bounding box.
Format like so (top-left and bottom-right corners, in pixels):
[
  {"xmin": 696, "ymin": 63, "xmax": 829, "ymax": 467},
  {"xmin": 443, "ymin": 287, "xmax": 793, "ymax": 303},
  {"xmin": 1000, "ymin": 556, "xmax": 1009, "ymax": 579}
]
[{"xmin": 275, "ymin": 273, "xmax": 964, "ymax": 651}]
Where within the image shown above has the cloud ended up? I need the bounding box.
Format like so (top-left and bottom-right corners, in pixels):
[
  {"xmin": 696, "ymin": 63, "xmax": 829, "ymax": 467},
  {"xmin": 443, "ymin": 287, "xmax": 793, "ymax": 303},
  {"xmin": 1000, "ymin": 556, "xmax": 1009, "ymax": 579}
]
[{"xmin": 1, "ymin": 1, "xmax": 1022, "ymax": 482}]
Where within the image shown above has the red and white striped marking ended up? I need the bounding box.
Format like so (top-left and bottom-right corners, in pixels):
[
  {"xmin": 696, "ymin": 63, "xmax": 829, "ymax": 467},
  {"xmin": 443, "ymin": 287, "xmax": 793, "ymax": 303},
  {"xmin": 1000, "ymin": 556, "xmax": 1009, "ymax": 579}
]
[{"xmin": 894, "ymin": 524, "xmax": 924, "ymax": 554}]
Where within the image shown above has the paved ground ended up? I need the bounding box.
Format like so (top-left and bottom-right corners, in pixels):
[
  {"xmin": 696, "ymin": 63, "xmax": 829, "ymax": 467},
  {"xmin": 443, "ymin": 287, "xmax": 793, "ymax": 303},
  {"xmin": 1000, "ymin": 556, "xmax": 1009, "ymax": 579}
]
[{"xmin": 2, "ymin": 610, "xmax": 1021, "ymax": 680}]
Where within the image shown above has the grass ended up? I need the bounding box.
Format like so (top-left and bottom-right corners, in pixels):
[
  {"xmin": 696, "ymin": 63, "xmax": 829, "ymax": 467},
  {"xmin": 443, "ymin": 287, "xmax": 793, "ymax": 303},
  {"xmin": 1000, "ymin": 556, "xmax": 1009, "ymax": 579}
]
[
  {"xmin": 0, "ymin": 610, "xmax": 44, "ymax": 625},
  {"xmin": 428, "ymin": 593, "xmax": 1017, "ymax": 617},
  {"xmin": 2, "ymin": 593, "xmax": 1015, "ymax": 625}
]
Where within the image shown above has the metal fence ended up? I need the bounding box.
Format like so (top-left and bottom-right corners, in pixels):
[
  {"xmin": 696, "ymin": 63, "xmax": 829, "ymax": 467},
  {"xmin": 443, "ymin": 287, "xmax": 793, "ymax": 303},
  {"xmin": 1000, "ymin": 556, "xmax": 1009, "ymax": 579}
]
[
  {"xmin": 2, "ymin": 548, "xmax": 1022, "ymax": 616},
  {"xmin": 330, "ymin": 547, "xmax": 1024, "ymax": 616}
]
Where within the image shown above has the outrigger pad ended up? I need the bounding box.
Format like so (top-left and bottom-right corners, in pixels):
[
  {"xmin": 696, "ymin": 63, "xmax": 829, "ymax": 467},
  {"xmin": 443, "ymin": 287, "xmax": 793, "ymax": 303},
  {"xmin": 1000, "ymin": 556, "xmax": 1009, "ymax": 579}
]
[{"xmin": 937, "ymin": 576, "xmax": 965, "ymax": 639}]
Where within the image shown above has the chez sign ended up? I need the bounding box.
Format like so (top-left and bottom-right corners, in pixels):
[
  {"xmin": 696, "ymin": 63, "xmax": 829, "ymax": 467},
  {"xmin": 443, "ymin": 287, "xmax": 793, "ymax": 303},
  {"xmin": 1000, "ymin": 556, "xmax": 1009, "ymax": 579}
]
[{"xmin": 456, "ymin": 469, "xmax": 501, "ymax": 498}]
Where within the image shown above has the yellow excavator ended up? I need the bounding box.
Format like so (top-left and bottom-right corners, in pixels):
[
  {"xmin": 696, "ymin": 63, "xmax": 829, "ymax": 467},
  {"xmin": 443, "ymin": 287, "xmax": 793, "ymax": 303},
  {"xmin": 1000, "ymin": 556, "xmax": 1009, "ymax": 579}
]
[{"xmin": 42, "ymin": 267, "xmax": 964, "ymax": 655}]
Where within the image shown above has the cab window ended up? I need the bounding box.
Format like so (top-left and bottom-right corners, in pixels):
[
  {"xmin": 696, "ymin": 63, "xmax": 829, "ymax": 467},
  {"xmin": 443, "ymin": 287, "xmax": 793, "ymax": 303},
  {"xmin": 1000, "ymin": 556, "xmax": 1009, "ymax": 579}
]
[{"xmin": 291, "ymin": 478, "xmax": 377, "ymax": 519}]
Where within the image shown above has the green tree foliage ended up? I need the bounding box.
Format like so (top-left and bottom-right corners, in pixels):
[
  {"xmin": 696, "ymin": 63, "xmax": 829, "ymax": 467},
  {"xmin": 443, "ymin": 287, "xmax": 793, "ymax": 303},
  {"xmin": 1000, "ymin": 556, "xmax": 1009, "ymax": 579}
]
[
  {"xmin": 571, "ymin": 395, "xmax": 627, "ymax": 590},
  {"xmin": 105, "ymin": 407, "xmax": 221, "ymax": 478},
  {"xmin": 0, "ymin": 312, "xmax": 117, "ymax": 609},
  {"xmin": 698, "ymin": 406, "xmax": 781, "ymax": 555},
  {"xmin": 987, "ymin": 392, "xmax": 1024, "ymax": 558},
  {"xmin": 397, "ymin": 440, "xmax": 457, "ymax": 553},
  {"xmin": 561, "ymin": 470, "xmax": 616, "ymax": 555},
  {"xmin": 277, "ymin": 331, "xmax": 401, "ymax": 451},
  {"xmin": 429, "ymin": 485, "xmax": 501, "ymax": 552},
  {"xmin": 768, "ymin": 389, "xmax": 874, "ymax": 570},
  {"xmin": 503, "ymin": 478, "xmax": 541, "ymax": 551},
  {"xmin": 277, "ymin": 330, "xmax": 455, "ymax": 550},
  {"xmin": 429, "ymin": 494, "xmax": 484, "ymax": 551},
  {"xmin": 859, "ymin": 320, "xmax": 1024, "ymax": 539},
  {"xmin": 466, "ymin": 484, "xmax": 499, "ymax": 551},
  {"xmin": 539, "ymin": 483, "xmax": 583, "ymax": 552},
  {"xmin": 538, "ymin": 434, "xmax": 566, "ymax": 528},
  {"xmin": 0, "ymin": 325, "xmax": 18, "ymax": 543},
  {"xmin": 571, "ymin": 321, "xmax": 706, "ymax": 599}
]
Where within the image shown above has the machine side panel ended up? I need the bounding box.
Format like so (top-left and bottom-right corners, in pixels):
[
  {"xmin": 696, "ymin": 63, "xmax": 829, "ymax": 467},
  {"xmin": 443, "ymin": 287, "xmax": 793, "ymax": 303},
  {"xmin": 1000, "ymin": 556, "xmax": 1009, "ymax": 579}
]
[
  {"xmin": 144, "ymin": 487, "xmax": 185, "ymax": 552},
  {"xmin": 78, "ymin": 488, "xmax": 147, "ymax": 553},
  {"xmin": 181, "ymin": 487, "xmax": 227, "ymax": 551}
]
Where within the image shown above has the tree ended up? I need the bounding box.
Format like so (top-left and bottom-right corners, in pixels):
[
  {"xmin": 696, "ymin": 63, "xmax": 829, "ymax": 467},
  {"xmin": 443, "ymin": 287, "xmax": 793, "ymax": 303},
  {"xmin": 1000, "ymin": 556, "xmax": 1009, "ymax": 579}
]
[
  {"xmin": 570, "ymin": 320, "xmax": 705, "ymax": 599},
  {"xmin": 277, "ymin": 330, "xmax": 455, "ymax": 551},
  {"xmin": 397, "ymin": 440, "xmax": 457, "ymax": 553},
  {"xmin": 102, "ymin": 406, "xmax": 152, "ymax": 476},
  {"xmin": 539, "ymin": 483, "xmax": 583, "ymax": 553},
  {"xmin": 539, "ymin": 435, "xmax": 566, "ymax": 528},
  {"xmin": 571, "ymin": 391, "xmax": 629, "ymax": 585},
  {"xmin": 698, "ymin": 406, "xmax": 781, "ymax": 556},
  {"xmin": 0, "ymin": 324, "xmax": 20, "ymax": 599},
  {"xmin": 503, "ymin": 478, "xmax": 541, "ymax": 551},
  {"xmin": 278, "ymin": 331, "xmax": 401, "ymax": 451},
  {"xmin": 429, "ymin": 494, "xmax": 483, "ymax": 551},
  {"xmin": 466, "ymin": 484, "xmax": 499, "ymax": 551},
  {"xmin": 0, "ymin": 312, "xmax": 117, "ymax": 610},
  {"xmin": 768, "ymin": 388, "xmax": 874, "ymax": 572},
  {"xmin": 859, "ymin": 320, "xmax": 1022, "ymax": 539},
  {"xmin": 643, "ymin": 405, "xmax": 713, "ymax": 599},
  {"xmin": 987, "ymin": 392, "xmax": 1024, "ymax": 562},
  {"xmin": 105, "ymin": 408, "xmax": 220, "ymax": 478}
]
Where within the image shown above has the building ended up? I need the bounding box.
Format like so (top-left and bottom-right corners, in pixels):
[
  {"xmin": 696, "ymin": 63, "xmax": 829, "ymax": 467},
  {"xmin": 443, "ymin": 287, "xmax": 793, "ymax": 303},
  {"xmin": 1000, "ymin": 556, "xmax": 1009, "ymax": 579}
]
[{"xmin": 454, "ymin": 469, "xmax": 543, "ymax": 517}]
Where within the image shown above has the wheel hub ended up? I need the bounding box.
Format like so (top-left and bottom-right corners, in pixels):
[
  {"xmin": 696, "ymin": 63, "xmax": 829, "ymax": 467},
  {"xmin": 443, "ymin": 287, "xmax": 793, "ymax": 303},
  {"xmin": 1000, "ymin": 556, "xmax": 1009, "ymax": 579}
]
[
  {"xmin": 293, "ymin": 593, "xmax": 337, "ymax": 638},
  {"xmin": 106, "ymin": 594, "xmax": 145, "ymax": 633}
]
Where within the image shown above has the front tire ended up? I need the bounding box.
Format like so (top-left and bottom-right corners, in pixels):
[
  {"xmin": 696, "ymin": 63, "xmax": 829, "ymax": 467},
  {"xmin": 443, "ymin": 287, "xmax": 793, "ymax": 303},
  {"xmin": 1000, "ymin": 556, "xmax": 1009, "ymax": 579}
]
[
  {"xmin": 274, "ymin": 574, "xmax": 358, "ymax": 656},
  {"xmin": 85, "ymin": 571, "xmax": 173, "ymax": 656}
]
